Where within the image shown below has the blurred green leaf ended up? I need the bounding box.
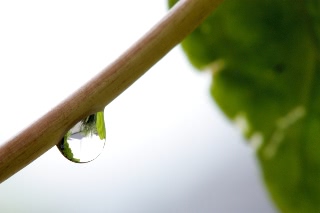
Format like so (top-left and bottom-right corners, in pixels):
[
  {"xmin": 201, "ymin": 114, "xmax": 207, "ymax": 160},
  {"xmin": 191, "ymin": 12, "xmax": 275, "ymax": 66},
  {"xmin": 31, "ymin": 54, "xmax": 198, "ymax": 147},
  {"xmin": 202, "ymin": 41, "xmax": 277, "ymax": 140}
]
[{"xmin": 170, "ymin": 0, "xmax": 320, "ymax": 212}]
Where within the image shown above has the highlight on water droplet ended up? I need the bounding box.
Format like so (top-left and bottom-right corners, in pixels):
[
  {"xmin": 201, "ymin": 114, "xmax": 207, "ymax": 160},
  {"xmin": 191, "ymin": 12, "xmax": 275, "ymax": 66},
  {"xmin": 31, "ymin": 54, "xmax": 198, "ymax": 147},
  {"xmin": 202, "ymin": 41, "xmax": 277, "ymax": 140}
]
[{"xmin": 57, "ymin": 111, "xmax": 106, "ymax": 163}]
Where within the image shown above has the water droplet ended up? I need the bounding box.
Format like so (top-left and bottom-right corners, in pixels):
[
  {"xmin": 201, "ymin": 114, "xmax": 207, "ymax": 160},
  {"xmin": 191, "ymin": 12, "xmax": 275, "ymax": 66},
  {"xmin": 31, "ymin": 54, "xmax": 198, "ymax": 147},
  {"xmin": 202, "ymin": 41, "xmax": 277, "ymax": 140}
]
[{"xmin": 57, "ymin": 111, "xmax": 106, "ymax": 163}]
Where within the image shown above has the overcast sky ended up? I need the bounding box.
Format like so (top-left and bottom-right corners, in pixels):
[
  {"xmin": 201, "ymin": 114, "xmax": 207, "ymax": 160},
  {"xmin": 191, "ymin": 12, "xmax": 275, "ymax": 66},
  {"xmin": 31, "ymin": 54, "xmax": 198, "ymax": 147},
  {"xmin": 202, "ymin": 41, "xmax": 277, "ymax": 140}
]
[{"xmin": 0, "ymin": 1, "xmax": 276, "ymax": 212}]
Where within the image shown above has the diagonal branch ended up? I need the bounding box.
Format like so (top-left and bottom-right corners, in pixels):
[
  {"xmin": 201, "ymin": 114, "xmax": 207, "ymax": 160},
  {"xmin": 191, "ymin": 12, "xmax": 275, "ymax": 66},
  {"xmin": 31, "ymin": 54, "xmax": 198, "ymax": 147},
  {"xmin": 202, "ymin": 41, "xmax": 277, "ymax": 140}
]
[{"xmin": 0, "ymin": 0, "xmax": 223, "ymax": 183}]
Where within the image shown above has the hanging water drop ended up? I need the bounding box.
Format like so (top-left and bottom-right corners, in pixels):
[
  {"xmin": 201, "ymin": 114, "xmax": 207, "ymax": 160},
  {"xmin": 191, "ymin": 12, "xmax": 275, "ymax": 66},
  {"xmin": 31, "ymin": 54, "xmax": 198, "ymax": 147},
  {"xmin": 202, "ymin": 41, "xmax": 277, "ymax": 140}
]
[{"xmin": 57, "ymin": 111, "xmax": 106, "ymax": 163}]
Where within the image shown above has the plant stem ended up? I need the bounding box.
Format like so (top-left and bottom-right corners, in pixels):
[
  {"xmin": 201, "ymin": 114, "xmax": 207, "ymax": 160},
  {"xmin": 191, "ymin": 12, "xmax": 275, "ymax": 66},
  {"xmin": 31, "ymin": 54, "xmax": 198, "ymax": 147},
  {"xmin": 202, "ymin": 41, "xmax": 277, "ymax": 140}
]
[{"xmin": 0, "ymin": 0, "xmax": 223, "ymax": 183}]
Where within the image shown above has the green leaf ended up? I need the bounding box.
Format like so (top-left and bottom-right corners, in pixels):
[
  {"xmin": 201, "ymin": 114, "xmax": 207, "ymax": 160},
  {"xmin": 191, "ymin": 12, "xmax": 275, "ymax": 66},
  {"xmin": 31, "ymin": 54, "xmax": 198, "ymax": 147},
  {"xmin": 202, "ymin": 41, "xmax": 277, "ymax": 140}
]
[
  {"xmin": 170, "ymin": 0, "xmax": 320, "ymax": 212},
  {"xmin": 96, "ymin": 111, "xmax": 106, "ymax": 140}
]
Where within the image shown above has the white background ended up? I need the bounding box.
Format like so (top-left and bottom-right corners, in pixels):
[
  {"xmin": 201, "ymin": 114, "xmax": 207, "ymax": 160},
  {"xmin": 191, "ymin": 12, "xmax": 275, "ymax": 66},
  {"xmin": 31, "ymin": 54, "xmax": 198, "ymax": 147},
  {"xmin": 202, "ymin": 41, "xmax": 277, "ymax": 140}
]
[{"xmin": 0, "ymin": 1, "xmax": 276, "ymax": 212}]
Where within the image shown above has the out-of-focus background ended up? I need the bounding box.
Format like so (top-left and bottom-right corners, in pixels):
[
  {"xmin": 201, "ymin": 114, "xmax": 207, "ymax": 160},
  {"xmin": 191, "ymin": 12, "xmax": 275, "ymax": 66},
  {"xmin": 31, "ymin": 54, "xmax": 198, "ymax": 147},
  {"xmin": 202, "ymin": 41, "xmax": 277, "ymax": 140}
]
[{"xmin": 0, "ymin": 1, "xmax": 276, "ymax": 212}]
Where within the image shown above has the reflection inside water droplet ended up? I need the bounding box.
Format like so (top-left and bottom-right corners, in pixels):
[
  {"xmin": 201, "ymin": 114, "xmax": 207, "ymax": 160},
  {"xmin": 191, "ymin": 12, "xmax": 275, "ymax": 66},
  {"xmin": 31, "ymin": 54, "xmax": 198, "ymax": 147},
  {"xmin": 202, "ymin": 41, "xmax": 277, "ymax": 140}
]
[{"xmin": 57, "ymin": 111, "xmax": 106, "ymax": 163}]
